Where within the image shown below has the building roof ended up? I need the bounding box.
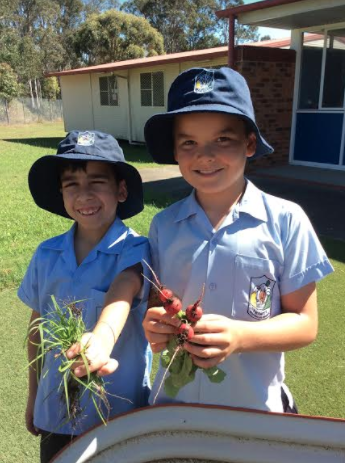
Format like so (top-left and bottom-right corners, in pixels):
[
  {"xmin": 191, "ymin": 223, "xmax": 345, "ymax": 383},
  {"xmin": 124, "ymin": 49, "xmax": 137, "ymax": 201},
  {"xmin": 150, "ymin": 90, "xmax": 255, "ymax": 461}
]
[
  {"xmin": 216, "ymin": 0, "xmax": 345, "ymax": 30},
  {"xmin": 47, "ymin": 37, "xmax": 290, "ymax": 78}
]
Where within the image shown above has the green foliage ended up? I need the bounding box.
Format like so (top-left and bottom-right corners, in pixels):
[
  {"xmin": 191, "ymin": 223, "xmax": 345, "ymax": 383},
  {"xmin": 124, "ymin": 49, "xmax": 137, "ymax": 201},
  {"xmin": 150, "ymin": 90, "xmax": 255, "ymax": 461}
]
[
  {"xmin": 0, "ymin": 63, "xmax": 19, "ymax": 101},
  {"xmin": 74, "ymin": 9, "xmax": 164, "ymax": 65},
  {"xmin": 122, "ymin": 0, "xmax": 221, "ymax": 53},
  {"xmin": 41, "ymin": 77, "xmax": 60, "ymax": 100},
  {"xmin": 216, "ymin": 0, "xmax": 259, "ymax": 44},
  {"xmin": 27, "ymin": 296, "xmax": 111, "ymax": 426},
  {"xmin": 160, "ymin": 335, "xmax": 226, "ymax": 399},
  {"xmin": 156, "ymin": 308, "xmax": 226, "ymax": 400}
]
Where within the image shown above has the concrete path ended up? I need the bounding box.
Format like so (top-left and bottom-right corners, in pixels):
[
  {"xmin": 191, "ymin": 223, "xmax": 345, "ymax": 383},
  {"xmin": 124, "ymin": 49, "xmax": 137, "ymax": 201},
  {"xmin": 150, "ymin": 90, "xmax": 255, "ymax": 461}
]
[{"xmin": 140, "ymin": 165, "xmax": 345, "ymax": 242}]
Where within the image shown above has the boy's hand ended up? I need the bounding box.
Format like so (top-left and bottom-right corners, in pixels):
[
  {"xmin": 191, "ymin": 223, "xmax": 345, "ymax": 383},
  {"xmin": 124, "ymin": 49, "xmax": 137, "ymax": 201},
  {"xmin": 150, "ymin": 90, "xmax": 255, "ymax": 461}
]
[
  {"xmin": 143, "ymin": 306, "xmax": 180, "ymax": 353},
  {"xmin": 183, "ymin": 314, "xmax": 240, "ymax": 368},
  {"xmin": 67, "ymin": 333, "xmax": 119, "ymax": 377}
]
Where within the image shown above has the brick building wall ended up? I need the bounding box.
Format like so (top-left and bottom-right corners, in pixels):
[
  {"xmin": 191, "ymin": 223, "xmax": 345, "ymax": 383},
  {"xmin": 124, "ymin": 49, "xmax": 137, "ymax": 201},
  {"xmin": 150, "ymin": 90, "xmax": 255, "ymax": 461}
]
[{"xmin": 235, "ymin": 46, "xmax": 296, "ymax": 171}]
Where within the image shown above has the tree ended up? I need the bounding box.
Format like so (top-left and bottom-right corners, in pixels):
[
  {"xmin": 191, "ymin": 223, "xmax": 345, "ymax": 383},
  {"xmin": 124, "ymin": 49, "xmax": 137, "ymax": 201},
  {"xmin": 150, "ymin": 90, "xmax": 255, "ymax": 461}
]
[
  {"xmin": 41, "ymin": 76, "xmax": 60, "ymax": 99},
  {"xmin": 73, "ymin": 9, "xmax": 164, "ymax": 66},
  {"xmin": 216, "ymin": 0, "xmax": 259, "ymax": 45},
  {"xmin": 0, "ymin": 63, "xmax": 19, "ymax": 101},
  {"xmin": 0, "ymin": 63, "xmax": 19, "ymax": 123},
  {"xmin": 122, "ymin": 0, "xmax": 221, "ymax": 53},
  {"xmin": 260, "ymin": 35, "xmax": 272, "ymax": 41}
]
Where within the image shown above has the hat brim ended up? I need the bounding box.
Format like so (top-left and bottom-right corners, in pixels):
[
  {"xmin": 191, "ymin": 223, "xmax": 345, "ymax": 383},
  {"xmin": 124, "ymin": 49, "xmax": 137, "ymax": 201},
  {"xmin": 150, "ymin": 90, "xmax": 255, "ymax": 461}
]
[
  {"xmin": 144, "ymin": 104, "xmax": 274, "ymax": 164},
  {"xmin": 28, "ymin": 153, "xmax": 143, "ymax": 220}
]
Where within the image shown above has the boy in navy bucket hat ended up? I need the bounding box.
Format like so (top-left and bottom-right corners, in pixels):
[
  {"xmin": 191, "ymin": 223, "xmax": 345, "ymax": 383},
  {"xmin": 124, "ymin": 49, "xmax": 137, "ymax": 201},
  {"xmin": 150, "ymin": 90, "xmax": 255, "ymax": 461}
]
[
  {"xmin": 18, "ymin": 130, "xmax": 152, "ymax": 463},
  {"xmin": 141, "ymin": 67, "xmax": 333, "ymax": 413}
]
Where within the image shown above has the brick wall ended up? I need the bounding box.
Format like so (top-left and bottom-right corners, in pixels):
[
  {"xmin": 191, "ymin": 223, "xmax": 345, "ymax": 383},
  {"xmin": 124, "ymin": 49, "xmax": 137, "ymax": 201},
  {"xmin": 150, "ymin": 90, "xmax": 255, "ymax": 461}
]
[{"xmin": 235, "ymin": 46, "xmax": 296, "ymax": 171}]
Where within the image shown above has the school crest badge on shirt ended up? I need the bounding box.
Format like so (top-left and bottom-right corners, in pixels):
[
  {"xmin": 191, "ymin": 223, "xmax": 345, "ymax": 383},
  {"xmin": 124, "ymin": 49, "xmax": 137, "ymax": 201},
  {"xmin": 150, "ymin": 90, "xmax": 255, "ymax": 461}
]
[
  {"xmin": 194, "ymin": 70, "xmax": 214, "ymax": 94},
  {"xmin": 248, "ymin": 276, "xmax": 275, "ymax": 320}
]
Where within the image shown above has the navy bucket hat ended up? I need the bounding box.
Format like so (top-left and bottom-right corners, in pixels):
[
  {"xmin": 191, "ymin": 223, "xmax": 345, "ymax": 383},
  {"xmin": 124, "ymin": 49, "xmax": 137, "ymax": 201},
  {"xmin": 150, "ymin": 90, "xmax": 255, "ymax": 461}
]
[
  {"xmin": 144, "ymin": 67, "xmax": 273, "ymax": 164},
  {"xmin": 29, "ymin": 130, "xmax": 143, "ymax": 220}
]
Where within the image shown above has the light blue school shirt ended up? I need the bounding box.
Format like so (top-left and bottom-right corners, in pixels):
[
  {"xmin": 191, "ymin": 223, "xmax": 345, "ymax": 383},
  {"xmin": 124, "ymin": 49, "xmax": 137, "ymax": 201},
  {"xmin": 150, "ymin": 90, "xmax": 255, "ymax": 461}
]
[
  {"xmin": 18, "ymin": 217, "xmax": 152, "ymax": 435},
  {"xmin": 149, "ymin": 180, "xmax": 333, "ymax": 412}
]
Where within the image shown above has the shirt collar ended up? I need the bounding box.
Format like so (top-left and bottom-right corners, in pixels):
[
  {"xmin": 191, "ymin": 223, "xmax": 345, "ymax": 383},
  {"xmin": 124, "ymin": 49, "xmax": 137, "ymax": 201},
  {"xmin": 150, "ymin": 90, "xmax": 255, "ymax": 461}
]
[
  {"xmin": 174, "ymin": 180, "xmax": 268, "ymax": 224},
  {"xmin": 41, "ymin": 217, "xmax": 128, "ymax": 256},
  {"xmin": 174, "ymin": 190, "xmax": 201, "ymax": 223},
  {"xmin": 238, "ymin": 179, "xmax": 268, "ymax": 222}
]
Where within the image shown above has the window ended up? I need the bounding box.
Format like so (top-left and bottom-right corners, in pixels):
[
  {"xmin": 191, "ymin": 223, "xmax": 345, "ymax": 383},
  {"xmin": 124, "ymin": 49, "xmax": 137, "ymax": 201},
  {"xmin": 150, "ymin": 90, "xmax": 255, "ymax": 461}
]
[
  {"xmin": 298, "ymin": 33, "xmax": 324, "ymax": 109},
  {"xmin": 322, "ymin": 29, "xmax": 345, "ymax": 108},
  {"xmin": 140, "ymin": 72, "xmax": 164, "ymax": 107},
  {"xmin": 99, "ymin": 76, "xmax": 118, "ymax": 106},
  {"xmin": 298, "ymin": 29, "xmax": 345, "ymax": 110}
]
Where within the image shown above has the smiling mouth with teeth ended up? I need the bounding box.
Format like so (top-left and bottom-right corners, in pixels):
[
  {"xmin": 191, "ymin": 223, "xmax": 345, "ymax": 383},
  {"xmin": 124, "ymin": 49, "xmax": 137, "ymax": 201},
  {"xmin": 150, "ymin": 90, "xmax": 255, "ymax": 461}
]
[
  {"xmin": 196, "ymin": 168, "xmax": 223, "ymax": 174},
  {"xmin": 77, "ymin": 207, "xmax": 100, "ymax": 216}
]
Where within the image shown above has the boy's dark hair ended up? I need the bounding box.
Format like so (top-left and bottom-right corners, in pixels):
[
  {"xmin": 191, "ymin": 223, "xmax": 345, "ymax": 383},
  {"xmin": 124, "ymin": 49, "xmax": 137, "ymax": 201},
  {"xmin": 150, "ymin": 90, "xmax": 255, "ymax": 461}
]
[{"xmin": 58, "ymin": 159, "xmax": 123, "ymax": 185}]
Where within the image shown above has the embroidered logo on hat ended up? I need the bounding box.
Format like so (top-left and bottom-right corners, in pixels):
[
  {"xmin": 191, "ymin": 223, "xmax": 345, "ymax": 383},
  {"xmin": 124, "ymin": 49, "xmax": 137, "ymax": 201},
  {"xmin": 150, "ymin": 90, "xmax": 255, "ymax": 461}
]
[
  {"xmin": 77, "ymin": 131, "xmax": 95, "ymax": 146},
  {"xmin": 194, "ymin": 69, "xmax": 214, "ymax": 94}
]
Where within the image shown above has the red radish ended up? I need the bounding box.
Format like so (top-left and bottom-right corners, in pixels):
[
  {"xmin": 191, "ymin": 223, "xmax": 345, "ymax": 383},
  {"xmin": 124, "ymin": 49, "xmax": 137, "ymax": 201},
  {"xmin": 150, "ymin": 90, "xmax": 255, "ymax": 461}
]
[
  {"xmin": 159, "ymin": 287, "xmax": 174, "ymax": 304},
  {"xmin": 177, "ymin": 323, "xmax": 194, "ymax": 344},
  {"xmin": 164, "ymin": 297, "xmax": 182, "ymax": 315},
  {"xmin": 186, "ymin": 304, "xmax": 203, "ymax": 323}
]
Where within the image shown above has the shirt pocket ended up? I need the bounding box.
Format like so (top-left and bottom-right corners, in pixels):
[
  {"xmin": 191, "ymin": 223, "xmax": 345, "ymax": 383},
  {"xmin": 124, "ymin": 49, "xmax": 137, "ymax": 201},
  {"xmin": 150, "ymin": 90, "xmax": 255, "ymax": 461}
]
[
  {"xmin": 82, "ymin": 289, "xmax": 106, "ymax": 331},
  {"xmin": 232, "ymin": 255, "xmax": 282, "ymax": 321}
]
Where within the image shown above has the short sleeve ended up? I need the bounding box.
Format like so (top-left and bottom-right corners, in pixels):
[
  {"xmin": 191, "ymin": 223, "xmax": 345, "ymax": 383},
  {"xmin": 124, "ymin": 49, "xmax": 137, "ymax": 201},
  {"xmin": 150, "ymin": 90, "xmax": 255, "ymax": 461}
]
[
  {"xmin": 280, "ymin": 205, "xmax": 334, "ymax": 295},
  {"xmin": 117, "ymin": 234, "xmax": 151, "ymax": 309},
  {"xmin": 17, "ymin": 248, "xmax": 40, "ymax": 312},
  {"xmin": 148, "ymin": 215, "xmax": 160, "ymax": 279}
]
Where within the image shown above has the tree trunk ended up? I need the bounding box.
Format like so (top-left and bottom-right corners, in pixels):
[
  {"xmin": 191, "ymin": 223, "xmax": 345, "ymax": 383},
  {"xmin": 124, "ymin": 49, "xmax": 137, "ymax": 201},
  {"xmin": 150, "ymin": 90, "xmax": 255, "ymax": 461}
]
[
  {"xmin": 29, "ymin": 80, "xmax": 35, "ymax": 109},
  {"xmin": 5, "ymin": 99, "xmax": 9, "ymax": 124},
  {"xmin": 35, "ymin": 78, "xmax": 40, "ymax": 109}
]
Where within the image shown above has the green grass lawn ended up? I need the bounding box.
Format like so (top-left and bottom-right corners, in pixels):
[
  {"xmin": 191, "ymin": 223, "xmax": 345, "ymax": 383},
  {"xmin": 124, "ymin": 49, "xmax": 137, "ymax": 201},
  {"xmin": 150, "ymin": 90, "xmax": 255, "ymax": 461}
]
[{"xmin": 0, "ymin": 122, "xmax": 345, "ymax": 462}]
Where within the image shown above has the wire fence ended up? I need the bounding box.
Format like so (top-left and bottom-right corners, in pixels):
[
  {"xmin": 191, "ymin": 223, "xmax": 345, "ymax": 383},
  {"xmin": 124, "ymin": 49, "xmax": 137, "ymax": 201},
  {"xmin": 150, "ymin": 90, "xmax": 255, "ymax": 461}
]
[{"xmin": 0, "ymin": 97, "xmax": 63, "ymax": 125}]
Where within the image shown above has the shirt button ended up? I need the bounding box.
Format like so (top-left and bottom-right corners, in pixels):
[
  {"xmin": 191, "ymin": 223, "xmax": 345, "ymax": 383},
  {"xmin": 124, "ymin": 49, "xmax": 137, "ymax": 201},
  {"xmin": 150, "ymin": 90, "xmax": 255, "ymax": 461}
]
[{"xmin": 209, "ymin": 282, "xmax": 217, "ymax": 291}]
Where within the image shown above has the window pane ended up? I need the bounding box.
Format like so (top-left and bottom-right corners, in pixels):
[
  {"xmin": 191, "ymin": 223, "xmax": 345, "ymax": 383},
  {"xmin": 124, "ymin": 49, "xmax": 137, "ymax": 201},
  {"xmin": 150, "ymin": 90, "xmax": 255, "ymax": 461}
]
[
  {"xmin": 109, "ymin": 76, "xmax": 118, "ymax": 106},
  {"xmin": 100, "ymin": 91, "xmax": 109, "ymax": 106},
  {"xmin": 99, "ymin": 77, "xmax": 108, "ymax": 92},
  {"xmin": 140, "ymin": 73, "xmax": 152, "ymax": 90},
  {"xmin": 322, "ymin": 29, "xmax": 345, "ymax": 108},
  {"xmin": 152, "ymin": 72, "xmax": 164, "ymax": 106},
  {"xmin": 298, "ymin": 32, "xmax": 324, "ymax": 109},
  {"xmin": 141, "ymin": 89, "xmax": 152, "ymax": 106}
]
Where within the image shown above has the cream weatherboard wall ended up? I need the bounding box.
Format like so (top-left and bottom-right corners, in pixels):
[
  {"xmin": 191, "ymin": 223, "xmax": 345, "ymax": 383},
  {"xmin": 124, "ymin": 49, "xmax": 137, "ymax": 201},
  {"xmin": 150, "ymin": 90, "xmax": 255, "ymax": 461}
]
[
  {"xmin": 128, "ymin": 63, "xmax": 179, "ymax": 142},
  {"xmin": 90, "ymin": 70, "xmax": 129, "ymax": 140},
  {"xmin": 60, "ymin": 74, "xmax": 94, "ymax": 131}
]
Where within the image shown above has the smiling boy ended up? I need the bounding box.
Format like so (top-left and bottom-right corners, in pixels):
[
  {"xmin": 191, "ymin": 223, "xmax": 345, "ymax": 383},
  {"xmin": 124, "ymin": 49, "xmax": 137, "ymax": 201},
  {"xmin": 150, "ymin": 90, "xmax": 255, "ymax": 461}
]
[
  {"xmin": 142, "ymin": 67, "xmax": 334, "ymax": 413},
  {"xmin": 18, "ymin": 131, "xmax": 151, "ymax": 462}
]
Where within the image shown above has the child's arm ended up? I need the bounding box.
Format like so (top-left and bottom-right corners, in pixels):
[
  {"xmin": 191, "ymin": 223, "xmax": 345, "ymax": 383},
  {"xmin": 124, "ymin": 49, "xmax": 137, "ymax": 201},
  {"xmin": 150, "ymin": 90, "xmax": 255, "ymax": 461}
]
[
  {"xmin": 26, "ymin": 310, "xmax": 41, "ymax": 436},
  {"xmin": 67, "ymin": 266, "xmax": 142, "ymax": 377},
  {"xmin": 184, "ymin": 281, "xmax": 317, "ymax": 369}
]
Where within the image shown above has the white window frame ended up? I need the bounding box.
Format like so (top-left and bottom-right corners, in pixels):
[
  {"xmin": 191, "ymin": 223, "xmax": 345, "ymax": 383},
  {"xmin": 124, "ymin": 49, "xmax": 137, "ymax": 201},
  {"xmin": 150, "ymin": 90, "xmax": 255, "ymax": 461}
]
[
  {"xmin": 140, "ymin": 71, "xmax": 164, "ymax": 107},
  {"xmin": 289, "ymin": 22, "xmax": 345, "ymax": 170}
]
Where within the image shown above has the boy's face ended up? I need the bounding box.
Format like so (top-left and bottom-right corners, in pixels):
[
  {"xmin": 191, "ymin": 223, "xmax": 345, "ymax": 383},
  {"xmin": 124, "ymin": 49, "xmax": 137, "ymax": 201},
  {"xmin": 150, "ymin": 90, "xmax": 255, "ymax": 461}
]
[
  {"xmin": 60, "ymin": 161, "xmax": 127, "ymax": 237},
  {"xmin": 174, "ymin": 112, "xmax": 256, "ymax": 202}
]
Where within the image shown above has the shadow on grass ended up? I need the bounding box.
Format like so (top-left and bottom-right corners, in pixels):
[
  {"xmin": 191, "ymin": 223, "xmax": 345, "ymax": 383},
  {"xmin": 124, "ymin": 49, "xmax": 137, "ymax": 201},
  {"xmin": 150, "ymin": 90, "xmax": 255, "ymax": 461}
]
[
  {"xmin": 3, "ymin": 137, "xmax": 154, "ymax": 165},
  {"xmin": 3, "ymin": 137, "xmax": 64, "ymax": 150},
  {"xmin": 143, "ymin": 177, "xmax": 192, "ymax": 208},
  {"xmin": 321, "ymin": 237, "xmax": 345, "ymax": 264}
]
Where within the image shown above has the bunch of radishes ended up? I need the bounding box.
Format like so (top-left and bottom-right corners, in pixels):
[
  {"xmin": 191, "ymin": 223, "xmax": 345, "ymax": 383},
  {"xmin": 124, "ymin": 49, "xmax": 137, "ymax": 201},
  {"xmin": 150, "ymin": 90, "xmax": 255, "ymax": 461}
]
[
  {"xmin": 143, "ymin": 261, "xmax": 226, "ymax": 400},
  {"xmin": 157, "ymin": 282, "xmax": 203, "ymax": 344}
]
